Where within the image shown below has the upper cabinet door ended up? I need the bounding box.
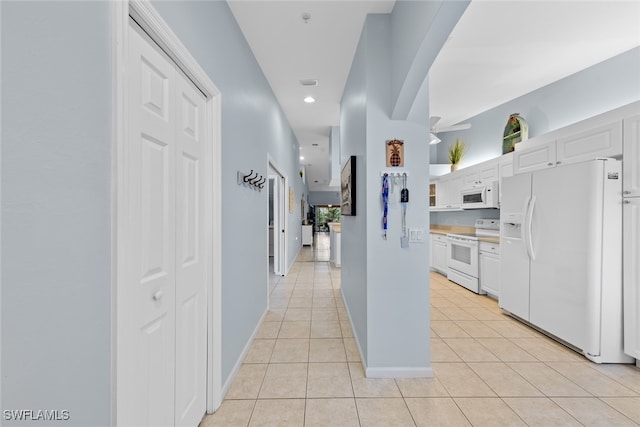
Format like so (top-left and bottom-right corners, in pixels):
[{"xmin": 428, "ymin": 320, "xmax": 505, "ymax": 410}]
[
  {"xmin": 513, "ymin": 141, "xmax": 557, "ymax": 174},
  {"xmin": 464, "ymin": 161, "xmax": 499, "ymax": 186},
  {"xmin": 623, "ymin": 114, "xmax": 640, "ymax": 197},
  {"xmin": 556, "ymin": 120, "xmax": 622, "ymax": 166}
]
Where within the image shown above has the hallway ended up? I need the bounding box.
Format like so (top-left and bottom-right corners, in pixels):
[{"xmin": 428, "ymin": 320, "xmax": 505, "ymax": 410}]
[{"xmin": 203, "ymin": 234, "xmax": 640, "ymax": 426}]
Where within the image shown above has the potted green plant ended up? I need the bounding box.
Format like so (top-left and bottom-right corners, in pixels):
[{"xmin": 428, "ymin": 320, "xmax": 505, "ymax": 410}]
[{"xmin": 448, "ymin": 139, "xmax": 467, "ymax": 172}]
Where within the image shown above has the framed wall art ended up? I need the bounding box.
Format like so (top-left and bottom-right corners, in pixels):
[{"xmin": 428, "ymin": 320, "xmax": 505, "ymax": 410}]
[
  {"xmin": 386, "ymin": 139, "xmax": 404, "ymax": 167},
  {"xmin": 341, "ymin": 156, "xmax": 356, "ymax": 216}
]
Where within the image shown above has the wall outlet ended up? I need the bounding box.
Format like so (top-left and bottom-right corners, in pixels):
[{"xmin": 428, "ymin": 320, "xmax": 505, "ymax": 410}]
[{"xmin": 409, "ymin": 228, "xmax": 424, "ymax": 243}]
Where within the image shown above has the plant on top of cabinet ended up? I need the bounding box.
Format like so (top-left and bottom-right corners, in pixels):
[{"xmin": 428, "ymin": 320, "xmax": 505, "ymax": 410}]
[{"xmin": 448, "ymin": 139, "xmax": 467, "ymax": 172}]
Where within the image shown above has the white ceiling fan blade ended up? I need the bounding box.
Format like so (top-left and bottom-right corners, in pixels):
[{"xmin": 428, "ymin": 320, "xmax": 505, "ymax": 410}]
[{"xmin": 434, "ymin": 122, "xmax": 472, "ymax": 133}]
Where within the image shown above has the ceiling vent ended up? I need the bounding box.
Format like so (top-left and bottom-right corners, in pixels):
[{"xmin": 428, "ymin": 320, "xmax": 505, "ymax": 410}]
[{"xmin": 300, "ymin": 79, "xmax": 319, "ymax": 87}]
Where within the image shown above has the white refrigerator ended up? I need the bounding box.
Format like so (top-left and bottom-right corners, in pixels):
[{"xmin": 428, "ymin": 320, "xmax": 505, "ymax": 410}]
[{"xmin": 500, "ymin": 158, "xmax": 632, "ymax": 363}]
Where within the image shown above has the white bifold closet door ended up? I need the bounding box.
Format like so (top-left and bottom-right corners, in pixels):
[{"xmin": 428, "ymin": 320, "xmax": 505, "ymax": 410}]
[{"xmin": 123, "ymin": 20, "xmax": 206, "ymax": 427}]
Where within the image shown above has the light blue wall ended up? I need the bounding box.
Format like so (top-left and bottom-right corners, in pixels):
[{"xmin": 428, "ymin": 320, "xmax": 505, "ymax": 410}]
[
  {"xmin": 340, "ymin": 21, "xmax": 370, "ymax": 362},
  {"xmin": 151, "ymin": 0, "xmax": 307, "ymax": 384},
  {"xmin": 435, "ymin": 47, "xmax": 640, "ymax": 165},
  {"xmin": 363, "ymin": 15, "xmax": 432, "ymax": 369},
  {"xmin": 342, "ymin": 10, "xmax": 456, "ymax": 371},
  {"xmin": 1, "ymin": 2, "xmax": 112, "ymax": 426},
  {"xmin": 340, "ymin": 0, "xmax": 466, "ymax": 373}
]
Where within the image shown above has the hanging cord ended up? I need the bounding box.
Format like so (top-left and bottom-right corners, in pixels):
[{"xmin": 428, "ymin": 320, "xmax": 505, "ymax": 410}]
[
  {"xmin": 400, "ymin": 173, "xmax": 409, "ymax": 248},
  {"xmin": 382, "ymin": 173, "xmax": 389, "ymax": 240}
]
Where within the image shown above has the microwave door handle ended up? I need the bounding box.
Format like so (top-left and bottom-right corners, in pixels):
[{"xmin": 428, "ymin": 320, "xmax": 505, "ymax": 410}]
[{"xmin": 524, "ymin": 196, "xmax": 536, "ymax": 261}]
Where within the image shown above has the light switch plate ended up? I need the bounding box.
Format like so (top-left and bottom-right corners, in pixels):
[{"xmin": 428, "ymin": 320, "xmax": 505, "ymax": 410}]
[{"xmin": 409, "ymin": 228, "xmax": 425, "ymax": 243}]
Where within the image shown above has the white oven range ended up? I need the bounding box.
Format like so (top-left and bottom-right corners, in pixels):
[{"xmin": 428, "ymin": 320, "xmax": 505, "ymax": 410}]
[{"xmin": 446, "ymin": 219, "xmax": 499, "ymax": 293}]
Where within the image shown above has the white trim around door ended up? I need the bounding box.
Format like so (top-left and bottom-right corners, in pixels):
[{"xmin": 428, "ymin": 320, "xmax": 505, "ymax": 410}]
[
  {"xmin": 268, "ymin": 155, "xmax": 289, "ymax": 277},
  {"xmin": 112, "ymin": 0, "xmax": 222, "ymax": 424}
]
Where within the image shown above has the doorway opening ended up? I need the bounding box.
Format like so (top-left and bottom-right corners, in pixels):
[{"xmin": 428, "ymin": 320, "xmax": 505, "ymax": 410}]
[
  {"xmin": 314, "ymin": 205, "xmax": 341, "ymax": 232},
  {"xmin": 268, "ymin": 157, "xmax": 288, "ymax": 280}
]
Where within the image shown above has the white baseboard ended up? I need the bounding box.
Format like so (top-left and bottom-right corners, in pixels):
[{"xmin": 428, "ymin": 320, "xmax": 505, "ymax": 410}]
[
  {"xmin": 365, "ymin": 366, "xmax": 434, "ymax": 378},
  {"xmin": 220, "ymin": 307, "xmax": 268, "ymax": 398}
]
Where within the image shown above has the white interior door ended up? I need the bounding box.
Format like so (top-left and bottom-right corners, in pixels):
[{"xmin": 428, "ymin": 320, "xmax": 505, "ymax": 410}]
[
  {"xmin": 120, "ymin": 20, "xmax": 207, "ymax": 427},
  {"xmin": 124, "ymin": 22, "xmax": 177, "ymax": 427},
  {"xmin": 174, "ymin": 70, "xmax": 207, "ymax": 426}
]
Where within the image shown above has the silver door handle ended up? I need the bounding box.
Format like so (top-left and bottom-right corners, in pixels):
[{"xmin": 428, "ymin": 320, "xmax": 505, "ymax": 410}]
[
  {"xmin": 152, "ymin": 290, "xmax": 164, "ymax": 301},
  {"xmin": 624, "ymin": 200, "xmax": 631, "ymax": 204},
  {"xmin": 624, "ymin": 191, "xmax": 631, "ymax": 195}
]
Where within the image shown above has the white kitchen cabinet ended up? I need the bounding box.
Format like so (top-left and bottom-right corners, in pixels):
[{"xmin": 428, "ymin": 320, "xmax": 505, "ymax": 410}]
[
  {"xmin": 499, "ymin": 153, "xmax": 514, "ymax": 207},
  {"xmin": 464, "ymin": 160, "xmax": 499, "ymax": 186},
  {"xmin": 329, "ymin": 226, "xmax": 341, "ymax": 267},
  {"xmin": 623, "ymin": 114, "xmax": 640, "ymax": 198},
  {"xmin": 556, "ymin": 120, "xmax": 622, "ymax": 166},
  {"xmin": 513, "ymin": 140, "xmax": 557, "ymax": 174},
  {"xmin": 514, "ymin": 120, "xmax": 624, "ymax": 175},
  {"xmin": 623, "ymin": 197, "xmax": 640, "ymax": 360},
  {"xmin": 479, "ymin": 241, "xmax": 500, "ymax": 297},
  {"xmin": 500, "ymin": 152, "xmax": 514, "ymax": 179},
  {"xmin": 302, "ymin": 225, "xmax": 313, "ymax": 246},
  {"xmin": 429, "ymin": 182, "xmax": 437, "ymax": 208},
  {"xmin": 430, "ymin": 233, "xmax": 448, "ymax": 274},
  {"xmin": 435, "ymin": 174, "xmax": 464, "ymax": 210}
]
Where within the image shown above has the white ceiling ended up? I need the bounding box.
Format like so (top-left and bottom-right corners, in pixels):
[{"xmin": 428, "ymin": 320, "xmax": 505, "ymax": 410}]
[{"xmin": 229, "ymin": 0, "xmax": 640, "ymax": 192}]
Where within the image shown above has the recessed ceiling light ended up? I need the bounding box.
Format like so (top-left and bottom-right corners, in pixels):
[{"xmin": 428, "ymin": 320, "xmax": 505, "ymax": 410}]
[
  {"xmin": 304, "ymin": 96, "xmax": 315, "ymax": 103},
  {"xmin": 300, "ymin": 156, "xmax": 304, "ymax": 160}
]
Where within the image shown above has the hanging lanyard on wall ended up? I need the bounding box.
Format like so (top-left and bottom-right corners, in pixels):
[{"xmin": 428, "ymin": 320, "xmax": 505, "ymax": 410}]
[
  {"xmin": 400, "ymin": 173, "xmax": 409, "ymax": 248},
  {"xmin": 382, "ymin": 173, "xmax": 389, "ymax": 240}
]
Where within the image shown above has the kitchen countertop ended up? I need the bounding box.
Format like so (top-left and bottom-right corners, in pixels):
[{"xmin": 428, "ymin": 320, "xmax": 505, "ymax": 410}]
[{"xmin": 430, "ymin": 225, "xmax": 500, "ymax": 244}]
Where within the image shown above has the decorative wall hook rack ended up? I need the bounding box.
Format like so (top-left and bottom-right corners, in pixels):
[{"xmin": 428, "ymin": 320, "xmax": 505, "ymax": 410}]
[
  {"xmin": 237, "ymin": 169, "xmax": 266, "ymax": 191},
  {"xmin": 380, "ymin": 170, "xmax": 409, "ymax": 177}
]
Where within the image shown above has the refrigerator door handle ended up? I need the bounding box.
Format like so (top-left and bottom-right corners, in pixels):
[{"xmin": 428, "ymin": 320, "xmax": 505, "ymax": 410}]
[{"xmin": 525, "ymin": 195, "xmax": 536, "ymax": 261}]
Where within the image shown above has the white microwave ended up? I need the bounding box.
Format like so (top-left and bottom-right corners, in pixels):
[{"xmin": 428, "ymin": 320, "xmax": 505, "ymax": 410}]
[{"xmin": 460, "ymin": 181, "xmax": 499, "ymax": 209}]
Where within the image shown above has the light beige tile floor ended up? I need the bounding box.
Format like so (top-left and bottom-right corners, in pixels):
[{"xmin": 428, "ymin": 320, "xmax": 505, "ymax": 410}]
[{"xmin": 201, "ymin": 234, "xmax": 640, "ymax": 426}]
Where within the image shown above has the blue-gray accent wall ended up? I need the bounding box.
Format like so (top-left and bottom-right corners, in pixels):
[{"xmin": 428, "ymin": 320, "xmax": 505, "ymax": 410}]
[{"xmin": 2, "ymin": 2, "xmax": 112, "ymax": 425}]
